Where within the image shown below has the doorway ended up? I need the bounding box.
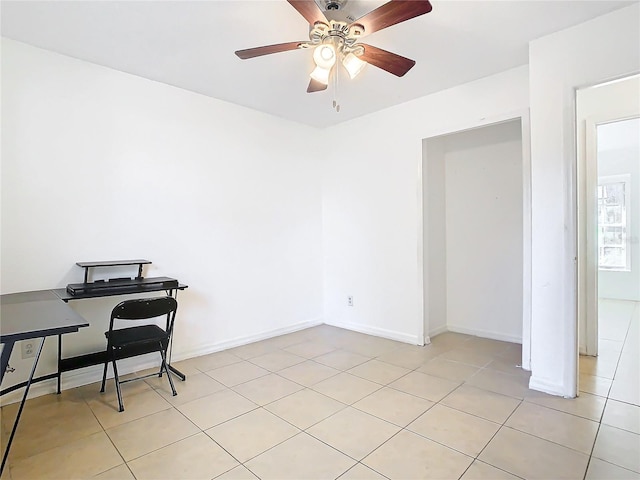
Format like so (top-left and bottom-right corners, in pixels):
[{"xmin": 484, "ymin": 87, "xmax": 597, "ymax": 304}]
[
  {"xmin": 577, "ymin": 75, "xmax": 640, "ymax": 359},
  {"xmin": 422, "ymin": 118, "xmax": 530, "ymax": 365}
]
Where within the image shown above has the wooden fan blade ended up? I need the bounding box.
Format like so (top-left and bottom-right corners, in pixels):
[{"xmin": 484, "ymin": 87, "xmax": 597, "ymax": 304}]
[
  {"xmin": 353, "ymin": 0, "xmax": 432, "ymax": 36},
  {"xmin": 287, "ymin": 0, "xmax": 328, "ymax": 26},
  {"xmin": 307, "ymin": 78, "xmax": 328, "ymax": 93},
  {"xmin": 235, "ymin": 41, "xmax": 307, "ymax": 59},
  {"xmin": 359, "ymin": 43, "xmax": 416, "ymax": 77}
]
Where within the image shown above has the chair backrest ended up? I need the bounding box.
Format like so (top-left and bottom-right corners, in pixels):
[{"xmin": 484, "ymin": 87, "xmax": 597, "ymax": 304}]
[{"xmin": 109, "ymin": 296, "xmax": 178, "ymax": 333}]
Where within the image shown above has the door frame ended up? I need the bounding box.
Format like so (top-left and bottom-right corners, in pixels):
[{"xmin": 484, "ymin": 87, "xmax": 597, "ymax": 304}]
[
  {"xmin": 419, "ymin": 110, "xmax": 532, "ymax": 370},
  {"xmin": 576, "ymin": 76, "xmax": 640, "ymax": 359}
]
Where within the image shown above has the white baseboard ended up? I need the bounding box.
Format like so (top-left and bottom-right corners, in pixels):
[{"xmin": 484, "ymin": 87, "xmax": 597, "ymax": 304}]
[
  {"xmin": 324, "ymin": 320, "xmax": 422, "ymax": 345},
  {"xmin": 428, "ymin": 325, "xmax": 448, "ymax": 338},
  {"xmin": 1, "ymin": 317, "xmax": 323, "ymax": 405},
  {"xmin": 446, "ymin": 324, "xmax": 523, "ymax": 344},
  {"xmin": 529, "ymin": 375, "xmax": 573, "ymax": 398},
  {"xmin": 171, "ymin": 317, "xmax": 323, "ymax": 361}
]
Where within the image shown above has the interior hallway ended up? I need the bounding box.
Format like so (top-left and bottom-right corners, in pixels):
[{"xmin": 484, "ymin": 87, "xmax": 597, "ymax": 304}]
[{"xmin": 1, "ymin": 301, "xmax": 638, "ymax": 479}]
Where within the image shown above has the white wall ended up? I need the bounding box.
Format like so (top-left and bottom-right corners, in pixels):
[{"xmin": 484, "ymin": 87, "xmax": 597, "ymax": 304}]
[
  {"xmin": 322, "ymin": 65, "xmax": 529, "ymax": 345},
  {"xmin": 528, "ymin": 3, "xmax": 640, "ymax": 396},
  {"xmin": 1, "ymin": 39, "xmax": 323, "ymax": 396},
  {"xmin": 423, "ymin": 138, "xmax": 447, "ymax": 338},
  {"xmin": 443, "ymin": 120, "xmax": 523, "ymax": 342}
]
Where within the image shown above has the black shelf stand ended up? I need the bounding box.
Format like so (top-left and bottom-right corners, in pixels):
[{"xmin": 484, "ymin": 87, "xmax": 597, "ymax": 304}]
[{"xmin": 54, "ymin": 260, "xmax": 188, "ymax": 393}]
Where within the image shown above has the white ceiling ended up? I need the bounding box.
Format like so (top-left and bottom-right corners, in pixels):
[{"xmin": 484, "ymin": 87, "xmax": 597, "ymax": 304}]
[{"xmin": 1, "ymin": 0, "xmax": 635, "ymax": 128}]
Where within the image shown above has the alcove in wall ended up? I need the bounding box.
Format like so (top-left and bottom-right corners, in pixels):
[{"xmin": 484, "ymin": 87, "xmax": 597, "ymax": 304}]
[{"xmin": 422, "ymin": 118, "xmax": 526, "ymax": 352}]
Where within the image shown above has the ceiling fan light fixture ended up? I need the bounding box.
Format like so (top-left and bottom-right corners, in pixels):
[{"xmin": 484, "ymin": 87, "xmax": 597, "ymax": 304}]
[
  {"xmin": 342, "ymin": 52, "xmax": 366, "ymax": 79},
  {"xmin": 313, "ymin": 44, "xmax": 336, "ymax": 69},
  {"xmin": 310, "ymin": 65, "xmax": 332, "ymax": 85}
]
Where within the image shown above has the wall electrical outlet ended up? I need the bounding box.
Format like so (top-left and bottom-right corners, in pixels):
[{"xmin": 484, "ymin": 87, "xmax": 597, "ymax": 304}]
[
  {"xmin": 21, "ymin": 341, "xmax": 36, "ymax": 359},
  {"xmin": 347, "ymin": 296, "xmax": 354, "ymax": 307}
]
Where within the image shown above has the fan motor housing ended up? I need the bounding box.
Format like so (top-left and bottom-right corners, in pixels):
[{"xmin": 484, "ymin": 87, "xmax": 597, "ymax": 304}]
[{"xmin": 323, "ymin": 0, "xmax": 347, "ymax": 11}]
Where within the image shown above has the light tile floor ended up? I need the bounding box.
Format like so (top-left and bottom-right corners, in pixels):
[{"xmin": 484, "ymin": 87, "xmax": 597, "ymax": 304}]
[{"xmin": 1, "ymin": 300, "xmax": 638, "ymax": 479}]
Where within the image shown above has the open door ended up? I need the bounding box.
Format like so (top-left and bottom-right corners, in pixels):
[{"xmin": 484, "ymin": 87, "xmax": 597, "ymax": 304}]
[{"xmin": 577, "ymin": 75, "xmax": 640, "ymax": 358}]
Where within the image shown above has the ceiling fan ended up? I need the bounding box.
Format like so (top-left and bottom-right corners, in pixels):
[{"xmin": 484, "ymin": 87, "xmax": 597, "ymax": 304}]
[{"xmin": 235, "ymin": 0, "xmax": 433, "ymax": 94}]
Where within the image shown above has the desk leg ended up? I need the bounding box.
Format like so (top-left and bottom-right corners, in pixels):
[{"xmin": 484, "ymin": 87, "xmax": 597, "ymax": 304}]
[
  {"xmin": 57, "ymin": 335, "xmax": 62, "ymax": 394},
  {"xmin": 1, "ymin": 338, "xmax": 45, "ymax": 476},
  {"xmin": 0, "ymin": 342, "xmax": 15, "ymax": 385}
]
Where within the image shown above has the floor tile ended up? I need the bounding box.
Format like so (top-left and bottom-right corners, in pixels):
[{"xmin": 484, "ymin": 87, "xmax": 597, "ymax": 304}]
[
  {"xmin": 338, "ymin": 463, "xmax": 387, "ymax": 479},
  {"xmin": 185, "ymin": 351, "xmax": 242, "ymax": 372},
  {"xmin": 439, "ymin": 348, "xmax": 495, "ymax": 367},
  {"xmin": 86, "ymin": 388, "xmax": 172, "ymax": 429},
  {"xmin": 176, "ymin": 389, "xmax": 257, "ymax": 429},
  {"xmin": 9, "ymin": 431, "xmax": 122, "ymax": 480},
  {"xmin": 312, "ymin": 372, "xmax": 382, "ymax": 405},
  {"xmin": 228, "ymin": 341, "xmax": 278, "ymax": 360},
  {"xmin": 307, "ymin": 407, "xmax": 401, "ymax": 460},
  {"xmin": 346, "ymin": 359, "xmax": 411, "ymax": 385},
  {"xmin": 205, "ymin": 361, "xmax": 270, "ymax": 387},
  {"xmin": 145, "ymin": 371, "xmax": 226, "ymax": 405},
  {"xmin": 461, "ymin": 337, "xmax": 512, "ymax": 356},
  {"xmin": 283, "ymin": 341, "xmax": 337, "ymax": 359},
  {"xmin": 579, "ymin": 373, "xmax": 612, "ymax": 397},
  {"xmin": 592, "ymin": 424, "xmax": 640, "ymax": 472},
  {"xmin": 465, "ymin": 368, "xmax": 531, "ymax": 399},
  {"xmin": 92, "ymin": 463, "xmax": 135, "ymax": 479},
  {"xmin": 264, "ymin": 388, "xmax": 346, "ymax": 429},
  {"xmin": 105, "ymin": 407, "xmax": 199, "ymax": 461},
  {"xmin": 245, "ymin": 432, "xmax": 356, "ymax": 480},
  {"xmin": 430, "ymin": 332, "xmax": 473, "ymax": 349},
  {"xmin": 505, "ymin": 401, "xmax": 599, "ymax": 454},
  {"xmin": 585, "ymin": 458, "xmax": 640, "ymax": 480},
  {"xmin": 342, "ymin": 337, "xmax": 402, "ymax": 358},
  {"xmin": 580, "ymin": 355, "xmax": 618, "ymax": 379},
  {"xmin": 389, "ymin": 371, "xmax": 460, "ymax": 402},
  {"xmin": 362, "ymin": 429, "xmax": 473, "ymax": 480},
  {"xmin": 478, "ymin": 426, "xmax": 589, "ymax": 479},
  {"xmin": 485, "ymin": 358, "xmax": 531, "ymax": 378},
  {"xmin": 408, "ymin": 404, "xmax": 500, "ymax": 456},
  {"xmin": 441, "ymin": 385, "xmax": 521, "ymax": 424},
  {"xmin": 249, "ymin": 351, "xmax": 306, "ymax": 372},
  {"xmin": 278, "ymin": 360, "xmax": 340, "ymax": 387},
  {"xmin": 525, "ymin": 390, "xmax": 606, "ymax": 421},
  {"xmin": 353, "ymin": 386, "xmax": 434, "ymax": 427},
  {"xmin": 375, "ymin": 345, "xmax": 442, "ymax": 369},
  {"xmin": 215, "ymin": 465, "xmax": 259, "ymax": 479},
  {"xmin": 128, "ymin": 432, "xmax": 239, "ymax": 480},
  {"xmin": 314, "ymin": 350, "xmax": 372, "ymax": 370},
  {"xmin": 602, "ymin": 399, "xmax": 640, "ymax": 434},
  {"xmin": 2, "ymin": 394, "xmax": 102, "ymax": 461},
  {"xmin": 417, "ymin": 357, "xmax": 481, "ymax": 382},
  {"xmin": 460, "ymin": 461, "xmax": 520, "ymax": 479},
  {"xmin": 206, "ymin": 408, "xmax": 299, "ymax": 462},
  {"xmin": 232, "ymin": 373, "xmax": 303, "ymax": 405},
  {"xmin": 609, "ymin": 366, "xmax": 640, "ymax": 406}
]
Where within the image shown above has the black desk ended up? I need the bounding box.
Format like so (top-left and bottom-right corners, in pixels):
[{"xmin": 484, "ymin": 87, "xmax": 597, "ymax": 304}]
[
  {"xmin": 52, "ymin": 278, "xmax": 188, "ymax": 385},
  {"xmin": 0, "ymin": 290, "xmax": 89, "ymax": 475}
]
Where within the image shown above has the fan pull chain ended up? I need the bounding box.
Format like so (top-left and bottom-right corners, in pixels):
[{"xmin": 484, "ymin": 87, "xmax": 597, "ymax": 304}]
[{"xmin": 333, "ymin": 62, "xmax": 340, "ymax": 113}]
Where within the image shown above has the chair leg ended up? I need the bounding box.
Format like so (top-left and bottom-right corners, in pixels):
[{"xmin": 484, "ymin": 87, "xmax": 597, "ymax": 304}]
[
  {"xmin": 159, "ymin": 348, "xmax": 177, "ymax": 396},
  {"xmin": 111, "ymin": 359, "xmax": 124, "ymax": 412},
  {"xmin": 100, "ymin": 361, "xmax": 108, "ymax": 393}
]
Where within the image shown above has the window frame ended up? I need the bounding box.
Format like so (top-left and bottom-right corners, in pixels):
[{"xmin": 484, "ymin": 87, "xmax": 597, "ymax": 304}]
[{"xmin": 597, "ymin": 173, "xmax": 631, "ymax": 272}]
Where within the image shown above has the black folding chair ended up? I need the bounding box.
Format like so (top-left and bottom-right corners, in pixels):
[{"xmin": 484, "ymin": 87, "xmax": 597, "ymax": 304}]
[{"xmin": 100, "ymin": 296, "xmax": 178, "ymax": 412}]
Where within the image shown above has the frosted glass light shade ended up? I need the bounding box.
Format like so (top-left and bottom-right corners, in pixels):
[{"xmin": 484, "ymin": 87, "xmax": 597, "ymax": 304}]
[
  {"xmin": 313, "ymin": 44, "xmax": 336, "ymax": 69},
  {"xmin": 310, "ymin": 66, "xmax": 331, "ymax": 85},
  {"xmin": 343, "ymin": 52, "xmax": 366, "ymax": 79}
]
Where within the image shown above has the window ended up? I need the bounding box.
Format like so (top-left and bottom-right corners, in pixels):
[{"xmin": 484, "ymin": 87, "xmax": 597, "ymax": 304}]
[{"xmin": 598, "ymin": 174, "xmax": 631, "ymax": 271}]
